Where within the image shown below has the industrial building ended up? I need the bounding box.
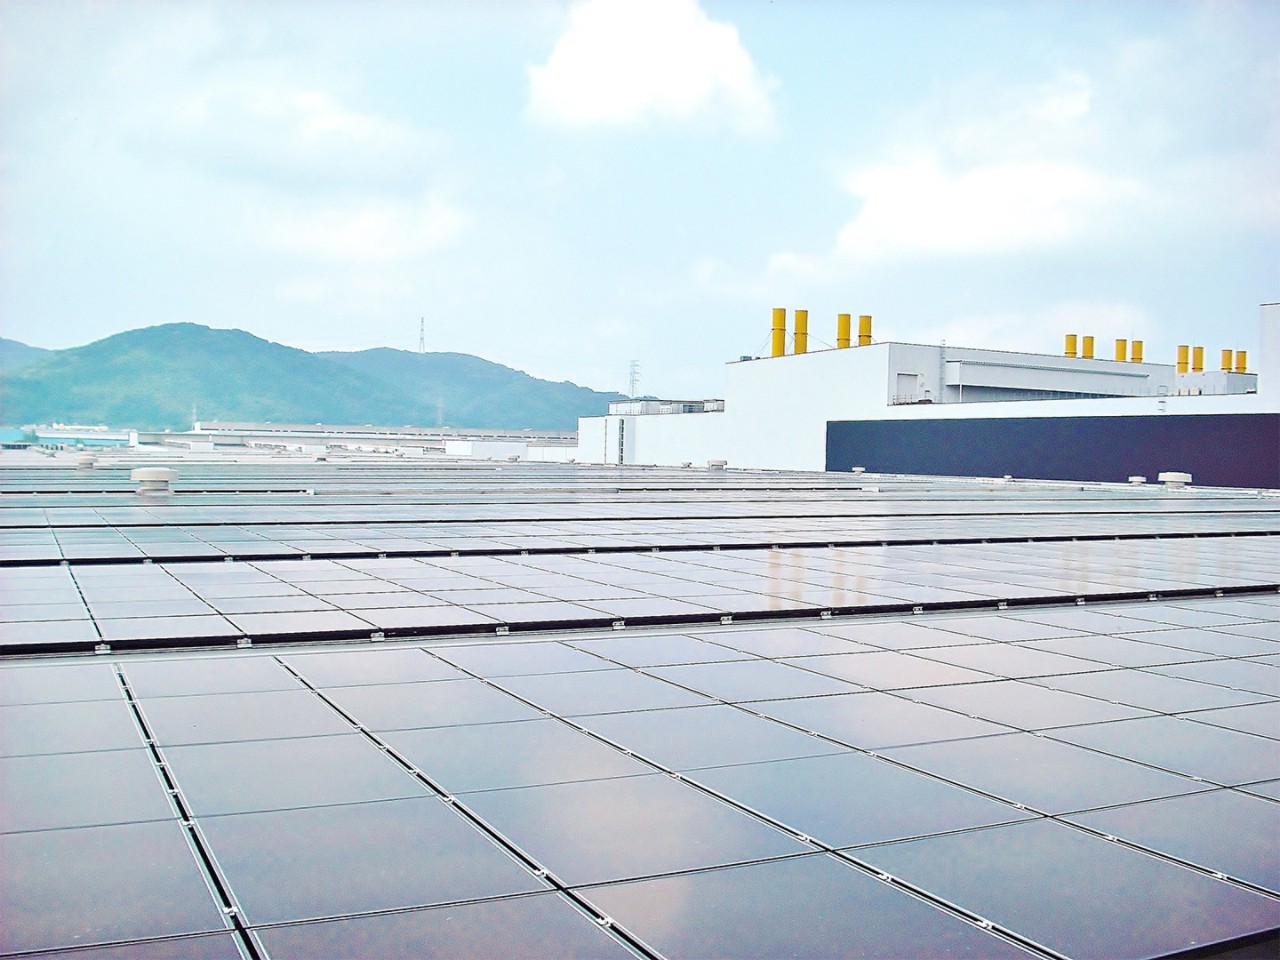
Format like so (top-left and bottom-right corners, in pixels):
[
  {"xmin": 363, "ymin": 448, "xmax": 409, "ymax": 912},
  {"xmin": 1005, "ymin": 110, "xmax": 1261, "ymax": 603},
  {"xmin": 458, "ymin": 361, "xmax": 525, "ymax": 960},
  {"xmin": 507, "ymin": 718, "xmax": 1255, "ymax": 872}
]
[
  {"xmin": 31, "ymin": 306, "xmax": 1274, "ymax": 488},
  {"xmin": 576, "ymin": 303, "xmax": 1279, "ymax": 488},
  {"xmin": 1, "ymin": 446, "xmax": 1278, "ymax": 958}
]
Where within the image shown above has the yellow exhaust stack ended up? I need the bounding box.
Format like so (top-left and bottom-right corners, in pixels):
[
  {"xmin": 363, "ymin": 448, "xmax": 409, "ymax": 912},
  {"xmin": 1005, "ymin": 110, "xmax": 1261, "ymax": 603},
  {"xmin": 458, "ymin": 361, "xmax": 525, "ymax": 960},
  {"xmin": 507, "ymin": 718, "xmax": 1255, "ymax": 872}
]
[
  {"xmin": 1131, "ymin": 340, "xmax": 1144, "ymax": 363},
  {"xmin": 771, "ymin": 307, "xmax": 786, "ymax": 358},
  {"xmin": 1221, "ymin": 349, "xmax": 1233, "ymax": 372},
  {"xmin": 794, "ymin": 309, "xmax": 809, "ymax": 354},
  {"xmin": 1177, "ymin": 345, "xmax": 1189, "ymax": 374},
  {"xmin": 858, "ymin": 315, "xmax": 872, "ymax": 347},
  {"xmin": 1115, "ymin": 339, "xmax": 1127, "ymax": 362},
  {"xmin": 1192, "ymin": 346, "xmax": 1204, "ymax": 373},
  {"xmin": 1082, "ymin": 335, "xmax": 1095, "ymax": 360},
  {"xmin": 1065, "ymin": 334, "xmax": 1078, "ymax": 358},
  {"xmin": 837, "ymin": 313, "xmax": 852, "ymax": 349},
  {"xmin": 1235, "ymin": 350, "xmax": 1248, "ymax": 373}
]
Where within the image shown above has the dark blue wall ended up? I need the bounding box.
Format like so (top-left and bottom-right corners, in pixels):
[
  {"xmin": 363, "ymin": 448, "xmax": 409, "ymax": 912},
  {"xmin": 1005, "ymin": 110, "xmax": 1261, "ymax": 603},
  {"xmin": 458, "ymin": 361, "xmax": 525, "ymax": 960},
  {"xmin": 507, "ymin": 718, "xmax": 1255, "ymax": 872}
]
[{"xmin": 826, "ymin": 413, "xmax": 1280, "ymax": 488}]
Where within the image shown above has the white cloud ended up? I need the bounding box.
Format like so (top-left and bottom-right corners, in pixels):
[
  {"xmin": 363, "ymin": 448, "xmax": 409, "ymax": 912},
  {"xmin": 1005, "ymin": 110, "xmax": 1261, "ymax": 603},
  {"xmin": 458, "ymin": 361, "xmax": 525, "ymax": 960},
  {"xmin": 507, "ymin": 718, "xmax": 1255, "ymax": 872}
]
[
  {"xmin": 942, "ymin": 72, "xmax": 1096, "ymax": 163},
  {"xmin": 758, "ymin": 73, "xmax": 1145, "ymax": 279},
  {"xmin": 132, "ymin": 79, "xmax": 440, "ymax": 188},
  {"xmin": 63, "ymin": 5, "xmax": 447, "ymax": 191},
  {"xmin": 692, "ymin": 253, "xmax": 836, "ymax": 305},
  {"xmin": 261, "ymin": 192, "xmax": 467, "ymax": 264},
  {"xmin": 798, "ymin": 30, "xmax": 1279, "ymax": 274},
  {"xmin": 831, "ymin": 155, "xmax": 1138, "ymax": 262},
  {"xmin": 527, "ymin": 0, "xmax": 774, "ymax": 133},
  {"xmin": 832, "ymin": 70, "xmax": 1146, "ymax": 263},
  {"xmin": 274, "ymin": 274, "xmax": 415, "ymax": 320},
  {"xmin": 175, "ymin": 85, "xmax": 419, "ymax": 154},
  {"xmin": 275, "ymin": 277, "xmax": 333, "ymax": 305}
]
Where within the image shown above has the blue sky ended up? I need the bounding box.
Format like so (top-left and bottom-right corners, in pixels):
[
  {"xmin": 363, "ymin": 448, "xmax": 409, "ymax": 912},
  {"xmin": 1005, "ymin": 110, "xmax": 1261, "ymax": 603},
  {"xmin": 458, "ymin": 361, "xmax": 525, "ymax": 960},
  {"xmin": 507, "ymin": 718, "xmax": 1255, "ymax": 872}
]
[{"xmin": 2, "ymin": 0, "xmax": 1276, "ymax": 397}]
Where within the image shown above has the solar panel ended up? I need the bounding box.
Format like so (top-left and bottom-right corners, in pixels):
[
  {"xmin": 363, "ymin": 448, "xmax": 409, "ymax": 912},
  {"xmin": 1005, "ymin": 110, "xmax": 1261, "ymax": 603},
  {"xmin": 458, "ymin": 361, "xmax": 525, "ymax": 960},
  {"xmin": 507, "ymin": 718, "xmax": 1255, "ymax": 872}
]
[{"xmin": 1, "ymin": 453, "xmax": 1277, "ymax": 957}]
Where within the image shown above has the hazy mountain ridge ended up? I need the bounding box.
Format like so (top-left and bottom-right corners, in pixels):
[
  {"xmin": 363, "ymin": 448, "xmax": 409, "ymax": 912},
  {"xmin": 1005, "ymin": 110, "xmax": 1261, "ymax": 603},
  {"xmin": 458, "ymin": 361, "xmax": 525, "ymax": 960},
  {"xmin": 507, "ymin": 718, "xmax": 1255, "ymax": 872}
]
[
  {"xmin": 1, "ymin": 324, "xmax": 625, "ymax": 431},
  {"xmin": 0, "ymin": 338, "xmax": 52, "ymax": 375},
  {"xmin": 318, "ymin": 348, "xmax": 626, "ymax": 433}
]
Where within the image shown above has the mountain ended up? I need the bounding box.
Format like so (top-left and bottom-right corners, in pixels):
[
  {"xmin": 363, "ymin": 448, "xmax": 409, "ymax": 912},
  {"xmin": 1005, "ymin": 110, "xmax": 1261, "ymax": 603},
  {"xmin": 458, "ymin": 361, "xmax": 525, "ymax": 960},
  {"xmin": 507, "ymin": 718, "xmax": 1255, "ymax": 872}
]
[
  {"xmin": 0, "ymin": 324, "xmax": 624, "ymax": 432},
  {"xmin": 0, "ymin": 338, "xmax": 52, "ymax": 376},
  {"xmin": 1, "ymin": 324, "xmax": 419, "ymax": 430},
  {"xmin": 319, "ymin": 348, "xmax": 627, "ymax": 432}
]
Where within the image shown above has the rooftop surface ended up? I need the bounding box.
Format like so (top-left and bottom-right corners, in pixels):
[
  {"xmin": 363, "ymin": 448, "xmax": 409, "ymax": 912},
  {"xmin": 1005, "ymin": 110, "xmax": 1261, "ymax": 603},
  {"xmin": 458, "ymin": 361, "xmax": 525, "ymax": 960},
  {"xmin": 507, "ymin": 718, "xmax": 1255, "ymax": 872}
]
[{"xmin": 2, "ymin": 448, "xmax": 1278, "ymax": 958}]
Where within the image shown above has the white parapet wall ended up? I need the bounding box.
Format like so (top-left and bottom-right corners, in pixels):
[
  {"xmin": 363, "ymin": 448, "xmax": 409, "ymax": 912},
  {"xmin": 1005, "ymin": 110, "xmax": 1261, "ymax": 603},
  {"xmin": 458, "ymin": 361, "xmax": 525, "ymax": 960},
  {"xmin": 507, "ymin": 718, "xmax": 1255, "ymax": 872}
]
[
  {"xmin": 574, "ymin": 345, "xmax": 891, "ymax": 471},
  {"xmin": 443, "ymin": 440, "xmax": 529, "ymax": 459},
  {"xmin": 524, "ymin": 444, "xmax": 577, "ymax": 463},
  {"xmin": 1260, "ymin": 302, "xmax": 1279, "ymax": 401}
]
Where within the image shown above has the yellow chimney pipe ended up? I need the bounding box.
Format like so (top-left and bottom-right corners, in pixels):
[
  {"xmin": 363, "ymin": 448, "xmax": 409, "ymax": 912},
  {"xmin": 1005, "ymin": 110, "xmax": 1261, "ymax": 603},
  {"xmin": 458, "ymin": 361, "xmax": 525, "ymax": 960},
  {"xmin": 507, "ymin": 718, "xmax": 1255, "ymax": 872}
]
[
  {"xmin": 771, "ymin": 307, "xmax": 786, "ymax": 358},
  {"xmin": 1065, "ymin": 334, "xmax": 1078, "ymax": 358},
  {"xmin": 1082, "ymin": 335, "xmax": 1095, "ymax": 360},
  {"xmin": 858, "ymin": 315, "xmax": 872, "ymax": 347},
  {"xmin": 794, "ymin": 309, "xmax": 809, "ymax": 354},
  {"xmin": 1176, "ymin": 344, "xmax": 1189, "ymax": 374},
  {"xmin": 1192, "ymin": 346, "xmax": 1204, "ymax": 373},
  {"xmin": 1131, "ymin": 340, "xmax": 1144, "ymax": 363},
  {"xmin": 836, "ymin": 313, "xmax": 851, "ymax": 349},
  {"xmin": 1114, "ymin": 339, "xmax": 1127, "ymax": 362},
  {"xmin": 1235, "ymin": 350, "xmax": 1248, "ymax": 373},
  {"xmin": 1221, "ymin": 349, "xmax": 1233, "ymax": 372}
]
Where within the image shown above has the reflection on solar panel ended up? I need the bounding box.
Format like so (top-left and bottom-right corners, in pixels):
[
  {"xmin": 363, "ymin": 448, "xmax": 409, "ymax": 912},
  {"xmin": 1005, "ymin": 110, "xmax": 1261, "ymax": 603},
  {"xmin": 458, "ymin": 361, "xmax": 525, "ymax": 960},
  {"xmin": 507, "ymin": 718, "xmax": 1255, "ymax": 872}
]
[{"xmin": 2, "ymin": 452, "xmax": 1278, "ymax": 958}]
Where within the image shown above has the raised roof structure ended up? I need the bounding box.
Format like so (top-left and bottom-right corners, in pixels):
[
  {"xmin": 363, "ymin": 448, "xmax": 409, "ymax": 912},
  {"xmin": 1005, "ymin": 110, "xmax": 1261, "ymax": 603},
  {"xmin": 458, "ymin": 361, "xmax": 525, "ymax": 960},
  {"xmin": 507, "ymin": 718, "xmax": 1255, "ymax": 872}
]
[{"xmin": 575, "ymin": 303, "xmax": 1280, "ymax": 486}]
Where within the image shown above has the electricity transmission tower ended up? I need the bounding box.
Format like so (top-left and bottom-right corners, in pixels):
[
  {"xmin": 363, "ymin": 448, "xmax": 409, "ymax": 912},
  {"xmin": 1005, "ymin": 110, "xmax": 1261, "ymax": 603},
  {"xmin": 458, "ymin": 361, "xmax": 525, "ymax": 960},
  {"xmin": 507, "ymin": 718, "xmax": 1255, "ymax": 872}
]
[{"xmin": 628, "ymin": 360, "xmax": 641, "ymax": 398}]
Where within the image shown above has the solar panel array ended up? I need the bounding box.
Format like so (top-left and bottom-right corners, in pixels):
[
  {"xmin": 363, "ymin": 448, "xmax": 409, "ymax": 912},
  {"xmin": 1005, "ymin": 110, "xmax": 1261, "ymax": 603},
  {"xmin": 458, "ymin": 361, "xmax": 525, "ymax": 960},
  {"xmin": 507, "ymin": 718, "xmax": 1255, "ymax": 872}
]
[{"xmin": 2, "ymin": 452, "xmax": 1278, "ymax": 958}]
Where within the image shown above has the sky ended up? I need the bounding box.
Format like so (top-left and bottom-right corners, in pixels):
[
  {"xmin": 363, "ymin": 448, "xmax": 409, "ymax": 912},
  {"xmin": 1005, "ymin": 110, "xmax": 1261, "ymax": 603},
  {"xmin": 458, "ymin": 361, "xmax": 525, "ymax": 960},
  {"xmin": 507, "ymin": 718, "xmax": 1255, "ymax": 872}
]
[{"xmin": 2, "ymin": 0, "xmax": 1277, "ymax": 398}]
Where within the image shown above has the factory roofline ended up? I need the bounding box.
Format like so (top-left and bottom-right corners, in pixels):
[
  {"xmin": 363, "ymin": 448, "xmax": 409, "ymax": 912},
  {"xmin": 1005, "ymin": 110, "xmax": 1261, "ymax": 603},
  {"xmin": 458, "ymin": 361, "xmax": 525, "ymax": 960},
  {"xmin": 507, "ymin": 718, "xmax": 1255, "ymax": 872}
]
[
  {"xmin": 575, "ymin": 304, "xmax": 1277, "ymax": 474},
  {"xmin": 732, "ymin": 336, "xmax": 1177, "ymax": 365}
]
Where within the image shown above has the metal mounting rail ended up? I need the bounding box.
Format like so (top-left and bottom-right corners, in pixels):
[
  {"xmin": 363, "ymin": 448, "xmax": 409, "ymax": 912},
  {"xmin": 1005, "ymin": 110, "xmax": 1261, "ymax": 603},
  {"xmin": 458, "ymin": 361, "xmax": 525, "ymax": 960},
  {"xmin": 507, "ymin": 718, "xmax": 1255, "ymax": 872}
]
[{"xmin": 2, "ymin": 527, "xmax": 1276, "ymax": 569}]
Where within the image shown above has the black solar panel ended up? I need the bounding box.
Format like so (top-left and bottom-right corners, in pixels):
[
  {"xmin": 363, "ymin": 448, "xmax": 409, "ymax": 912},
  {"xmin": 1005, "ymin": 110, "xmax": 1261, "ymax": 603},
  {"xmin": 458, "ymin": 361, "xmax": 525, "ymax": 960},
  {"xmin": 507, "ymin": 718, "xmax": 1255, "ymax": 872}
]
[{"xmin": 2, "ymin": 454, "xmax": 1277, "ymax": 958}]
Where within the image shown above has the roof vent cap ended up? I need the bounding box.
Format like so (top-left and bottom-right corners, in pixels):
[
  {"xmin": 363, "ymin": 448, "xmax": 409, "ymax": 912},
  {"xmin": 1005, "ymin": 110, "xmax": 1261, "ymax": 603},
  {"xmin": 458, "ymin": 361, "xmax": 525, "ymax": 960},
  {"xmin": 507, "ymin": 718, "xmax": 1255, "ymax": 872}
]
[{"xmin": 131, "ymin": 467, "xmax": 177, "ymax": 496}]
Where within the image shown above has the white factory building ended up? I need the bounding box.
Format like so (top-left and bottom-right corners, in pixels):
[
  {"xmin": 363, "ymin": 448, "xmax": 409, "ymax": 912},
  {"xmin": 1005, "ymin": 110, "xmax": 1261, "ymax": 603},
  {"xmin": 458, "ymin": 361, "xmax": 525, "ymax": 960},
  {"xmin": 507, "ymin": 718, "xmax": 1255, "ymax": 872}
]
[{"xmin": 573, "ymin": 303, "xmax": 1280, "ymax": 488}]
